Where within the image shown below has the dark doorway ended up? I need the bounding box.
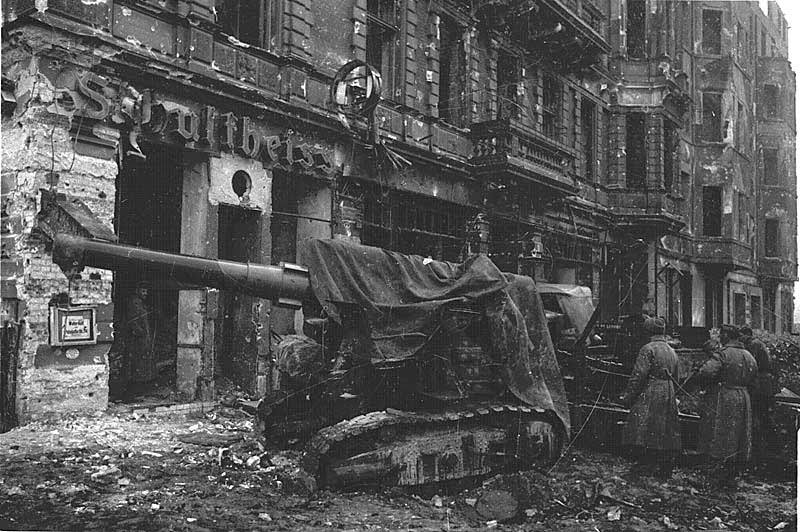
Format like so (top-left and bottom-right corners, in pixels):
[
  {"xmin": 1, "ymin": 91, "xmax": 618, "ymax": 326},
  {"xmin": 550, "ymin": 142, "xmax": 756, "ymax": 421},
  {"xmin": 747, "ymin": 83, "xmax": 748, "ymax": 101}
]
[
  {"xmin": 217, "ymin": 205, "xmax": 262, "ymax": 393},
  {"xmin": 704, "ymin": 277, "xmax": 724, "ymax": 328},
  {"xmin": 680, "ymin": 272, "xmax": 693, "ymax": 326},
  {"xmin": 113, "ymin": 145, "xmax": 183, "ymax": 402}
]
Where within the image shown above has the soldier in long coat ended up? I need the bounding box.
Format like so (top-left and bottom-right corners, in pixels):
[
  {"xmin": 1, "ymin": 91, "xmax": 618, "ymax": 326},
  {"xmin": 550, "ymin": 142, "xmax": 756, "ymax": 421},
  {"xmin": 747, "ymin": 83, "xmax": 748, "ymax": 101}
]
[
  {"xmin": 696, "ymin": 325, "xmax": 757, "ymax": 483},
  {"xmin": 621, "ymin": 317, "xmax": 682, "ymax": 477},
  {"xmin": 127, "ymin": 281, "xmax": 156, "ymax": 391},
  {"xmin": 740, "ymin": 325, "xmax": 775, "ymax": 455}
]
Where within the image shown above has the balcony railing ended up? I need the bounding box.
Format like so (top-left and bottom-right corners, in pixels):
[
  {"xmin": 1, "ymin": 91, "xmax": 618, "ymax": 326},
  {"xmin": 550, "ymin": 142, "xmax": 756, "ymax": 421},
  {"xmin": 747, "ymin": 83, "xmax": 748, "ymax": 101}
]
[
  {"xmin": 694, "ymin": 238, "xmax": 753, "ymax": 270},
  {"xmin": 759, "ymin": 257, "xmax": 798, "ymax": 281},
  {"xmin": 474, "ymin": 0, "xmax": 609, "ymax": 60},
  {"xmin": 472, "ymin": 117, "xmax": 577, "ymax": 196}
]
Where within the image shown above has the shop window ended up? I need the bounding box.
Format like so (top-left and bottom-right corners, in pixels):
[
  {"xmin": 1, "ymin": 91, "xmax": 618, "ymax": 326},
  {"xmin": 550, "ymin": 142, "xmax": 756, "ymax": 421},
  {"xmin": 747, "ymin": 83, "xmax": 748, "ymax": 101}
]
[
  {"xmin": 763, "ymin": 84, "xmax": 780, "ymax": 118},
  {"xmin": 366, "ymin": 0, "xmax": 400, "ymax": 100},
  {"xmin": 216, "ymin": 0, "xmax": 282, "ymax": 50},
  {"xmin": 663, "ymin": 120, "xmax": 676, "ymax": 192},
  {"xmin": 734, "ymin": 292, "xmax": 746, "ymax": 326},
  {"xmin": 542, "ymin": 74, "xmax": 561, "ymax": 140},
  {"xmin": 626, "ymin": 113, "xmax": 646, "ymax": 188},
  {"xmin": 702, "ymin": 186, "xmax": 722, "ymax": 237},
  {"xmin": 439, "ymin": 15, "xmax": 466, "ymax": 127},
  {"xmin": 701, "ymin": 92, "xmax": 722, "ymax": 142},
  {"xmin": 361, "ymin": 185, "xmax": 470, "ymax": 263},
  {"xmin": 764, "ymin": 218, "xmax": 779, "ymax": 257},
  {"xmin": 764, "ymin": 148, "xmax": 779, "ymax": 185},
  {"xmin": 581, "ymin": 98, "xmax": 596, "ymax": 181},
  {"xmin": 627, "ymin": 0, "xmax": 646, "ymax": 59},
  {"xmin": 750, "ymin": 295, "xmax": 762, "ymax": 330},
  {"xmin": 702, "ymin": 10, "xmax": 722, "ymax": 55}
]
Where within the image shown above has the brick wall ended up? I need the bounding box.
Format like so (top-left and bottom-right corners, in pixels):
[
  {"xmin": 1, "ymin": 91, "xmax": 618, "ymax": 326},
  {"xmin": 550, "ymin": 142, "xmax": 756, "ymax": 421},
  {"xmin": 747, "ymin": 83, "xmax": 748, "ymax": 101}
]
[{"xmin": 2, "ymin": 87, "xmax": 116, "ymax": 422}]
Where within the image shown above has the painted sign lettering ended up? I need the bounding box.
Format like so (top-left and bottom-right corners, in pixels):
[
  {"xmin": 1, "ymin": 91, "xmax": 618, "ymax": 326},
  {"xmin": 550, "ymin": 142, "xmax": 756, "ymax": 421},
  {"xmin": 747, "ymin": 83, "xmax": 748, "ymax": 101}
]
[{"xmin": 73, "ymin": 72, "xmax": 335, "ymax": 175}]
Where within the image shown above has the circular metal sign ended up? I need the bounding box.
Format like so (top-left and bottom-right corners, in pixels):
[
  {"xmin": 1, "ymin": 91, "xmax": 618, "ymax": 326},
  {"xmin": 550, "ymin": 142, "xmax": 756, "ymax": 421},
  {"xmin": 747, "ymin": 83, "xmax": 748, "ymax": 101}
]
[{"xmin": 331, "ymin": 60, "xmax": 382, "ymax": 116}]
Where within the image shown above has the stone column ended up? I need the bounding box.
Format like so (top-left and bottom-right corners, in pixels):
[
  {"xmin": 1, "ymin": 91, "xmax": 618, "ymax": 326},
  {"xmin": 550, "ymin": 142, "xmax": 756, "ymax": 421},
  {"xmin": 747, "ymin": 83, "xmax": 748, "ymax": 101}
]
[{"xmin": 177, "ymin": 157, "xmax": 217, "ymax": 400}]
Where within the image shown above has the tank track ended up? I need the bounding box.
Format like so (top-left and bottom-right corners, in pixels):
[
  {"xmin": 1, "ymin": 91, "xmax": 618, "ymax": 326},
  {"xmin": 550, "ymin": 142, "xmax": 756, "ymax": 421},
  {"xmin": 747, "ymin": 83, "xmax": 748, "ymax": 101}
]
[{"xmin": 303, "ymin": 403, "xmax": 560, "ymax": 489}]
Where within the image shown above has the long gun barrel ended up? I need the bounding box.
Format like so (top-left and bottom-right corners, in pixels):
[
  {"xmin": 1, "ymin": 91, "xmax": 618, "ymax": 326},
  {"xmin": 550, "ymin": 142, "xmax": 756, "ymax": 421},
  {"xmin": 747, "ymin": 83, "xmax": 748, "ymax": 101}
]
[{"xmin": 53, "ymin": 234, "xmax": 311, "ymax": 305}]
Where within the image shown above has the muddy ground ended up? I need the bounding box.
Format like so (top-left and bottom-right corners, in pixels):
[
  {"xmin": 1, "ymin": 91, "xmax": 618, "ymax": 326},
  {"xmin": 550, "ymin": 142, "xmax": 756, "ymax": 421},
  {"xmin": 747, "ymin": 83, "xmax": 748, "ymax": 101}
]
[{"xmin": 0, "ymin": 406, "xmax": 796, "ymax": 531}]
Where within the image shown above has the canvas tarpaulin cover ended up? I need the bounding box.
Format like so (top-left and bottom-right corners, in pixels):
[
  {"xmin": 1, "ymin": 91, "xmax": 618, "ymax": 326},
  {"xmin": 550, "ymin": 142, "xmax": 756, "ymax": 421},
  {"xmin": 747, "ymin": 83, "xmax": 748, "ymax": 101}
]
[{"xmin": 303, "ymin": 239, "xmax": 570, "ymax": 436}]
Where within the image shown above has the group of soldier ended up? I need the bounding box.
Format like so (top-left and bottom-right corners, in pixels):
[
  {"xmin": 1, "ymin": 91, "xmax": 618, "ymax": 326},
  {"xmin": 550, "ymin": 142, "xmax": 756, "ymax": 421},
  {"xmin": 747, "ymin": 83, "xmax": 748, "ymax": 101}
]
[{"xmin": 621, "ymin": 317, "xmax": 774, "ymax": 485}]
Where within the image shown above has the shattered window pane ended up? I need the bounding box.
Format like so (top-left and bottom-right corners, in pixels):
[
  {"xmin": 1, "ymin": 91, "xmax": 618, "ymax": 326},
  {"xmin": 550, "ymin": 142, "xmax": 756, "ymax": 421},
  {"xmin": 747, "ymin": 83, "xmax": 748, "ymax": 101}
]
[
  {"xmin": 542, "ymin": 74, "xmax": 561, "ymax": 140},
  {"xmin": 366, "ymin": 0, "xmax": 399, "ymax": 100},
  {"xmin": 215, "ymin": 0, "xmax": 280, "ymax": 49},
  {"xmin": 439, "ymin": 15, "xmax": 466, "ymax": 128}
]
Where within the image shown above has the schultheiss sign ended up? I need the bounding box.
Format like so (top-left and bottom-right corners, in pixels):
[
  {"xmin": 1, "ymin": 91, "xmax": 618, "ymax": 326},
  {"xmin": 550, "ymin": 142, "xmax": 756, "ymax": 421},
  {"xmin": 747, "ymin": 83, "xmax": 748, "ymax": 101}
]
[{"xmin": 66, "ymin": 72, "xmax": 335, "ymax": 175}]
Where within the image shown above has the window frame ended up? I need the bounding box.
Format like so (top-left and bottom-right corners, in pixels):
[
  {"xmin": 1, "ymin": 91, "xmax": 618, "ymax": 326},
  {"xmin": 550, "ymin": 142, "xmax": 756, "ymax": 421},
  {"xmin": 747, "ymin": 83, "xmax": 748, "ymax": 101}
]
[
  {"xmin": 542, "ymin": 74, "xmax": 562, "ymax": 140},
  {"xmin": 625, "ymin": 112, "xmax": 646, "ymax": 189},
  {"xmin": 763, "ymin": 84, "xmax": 780, "ymax": 118},
  {"xmin": 763, "ymin": 147, "xmax": 780, "ymax": 185},
  {"xmin": 700, "ymin": 92, "xmax": 723, "ymax": 143},
  {"xmin": 215, "ymin": 0, "xmax": 283, "ymax": 51},
  {"xmin": 764, "ymin": 218, "xmax": 780, "ymax": 257},
  {"xmin": 366, "ymin": 0, "xmax": 401, "ymax": 101},
  {"xmin": 702, "ymin": 9, "xmax": 723, "ymax": 55},
  {"xmin": 702, "ymin": 185, "xmax": 722, "ymax": 237}
]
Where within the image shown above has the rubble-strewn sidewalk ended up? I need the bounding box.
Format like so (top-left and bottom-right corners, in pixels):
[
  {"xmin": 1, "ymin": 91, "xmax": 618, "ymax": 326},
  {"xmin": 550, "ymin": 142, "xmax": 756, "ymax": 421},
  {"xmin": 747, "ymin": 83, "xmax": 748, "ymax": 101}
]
[{"xmin": 0, "ymin": 406, "xmax": 796, "ymax": 531}]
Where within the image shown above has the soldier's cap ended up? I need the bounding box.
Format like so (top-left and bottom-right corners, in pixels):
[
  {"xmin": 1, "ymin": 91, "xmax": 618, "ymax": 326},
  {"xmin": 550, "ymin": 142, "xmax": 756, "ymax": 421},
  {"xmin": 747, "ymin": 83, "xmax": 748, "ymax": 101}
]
[
  {"xmin": 136, "ymin": 280, "xmax": 152, "ymax": 290},
  {"xmin": 644, "ymin": 316, "xmax": 666, "ymax": 334},
  {"xmin": 720, "ymin": 324, "xmax": 740, "ymax": 339},
  {"xmin": 739, "ymin": 325, "xmax": 753, "ymax": 337}
]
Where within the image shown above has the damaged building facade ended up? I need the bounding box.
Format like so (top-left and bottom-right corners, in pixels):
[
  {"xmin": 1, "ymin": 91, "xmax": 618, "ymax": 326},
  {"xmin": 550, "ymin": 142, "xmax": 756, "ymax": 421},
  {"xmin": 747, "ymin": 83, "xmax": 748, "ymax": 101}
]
[{"xmin": 0, "ymin": 0, "xmax": 796, "ymax": 423}]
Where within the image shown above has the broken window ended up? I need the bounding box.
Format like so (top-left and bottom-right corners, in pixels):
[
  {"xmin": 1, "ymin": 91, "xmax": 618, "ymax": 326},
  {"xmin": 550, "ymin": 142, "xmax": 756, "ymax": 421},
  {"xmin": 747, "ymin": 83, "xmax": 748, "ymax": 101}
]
[
  {"xmin": 366, "ymin": 0, "xmax": 400, "ymax": 100},
  {"xmin": 702, "ymin": 10, "xmax": 722, "ymax": 55},
  {"xmin": 701, "ymin": 92, "xmax": 722, "ymax": 142},
  {"xmin": 764, "ymin": 148, "xmax": 780, "ymax": 185},
  {"xmin": 216, "ymin": 0, "xmax": 281, "ymax": 49},
  {"xmin": 542, "ymin": 74, "xmax": 561, "ymax": 140},
  {"xmin": 765, "ymin": 218, "xmax": 779, "ymax": 257},
  {"xmin": 626, "ymin": 112, "xmax": 646, "ymax": 188},
  {"xmin": 738, "ymin": 192, "xmax": 747, "ymax": 239},
  {"xmin": 663, "ymin": 120, "xmax": 676, "ymax": 192},
  {"xmin": 582, "ymin": 98, "xmax": 596, "ymax": 181},
  {"xmin": 361, "ymin": 183, "xmax": 470, "ymax": 262},
  {"xmin": 627, "ymin": 0, "xmax": 646, "ymax": 59},
  {"xmin": 734, "ymin": 293, "xmax": 747, "ymax": 326},
  {"xmin": 751, "ymin": 295, "xmax": 762, "ymax": 330},
  {"xmin": 439, "ymin": 15, "xmax": 467, "ymax": 127},
  {"xmin": 702, "ymin": 185, "xmax": 722, "ymax": 237},
  {"xmin": 763, "ymin": 84, "xmax": 780, "ymax": 118},
  {"xmin": 736, "ymin": 101, "xmax": 746, "ymax": 151},
  {"xmin": 497, "ymin": 50, "xmax": 519, "ymax": 119}
]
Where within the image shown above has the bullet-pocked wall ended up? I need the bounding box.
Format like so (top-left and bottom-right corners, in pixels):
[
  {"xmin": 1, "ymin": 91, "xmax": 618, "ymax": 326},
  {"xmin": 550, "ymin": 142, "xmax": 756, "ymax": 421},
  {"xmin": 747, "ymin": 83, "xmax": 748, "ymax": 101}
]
[{"xmin": 1, "ymin": 60, "xmax": 117, "ymax": 423}]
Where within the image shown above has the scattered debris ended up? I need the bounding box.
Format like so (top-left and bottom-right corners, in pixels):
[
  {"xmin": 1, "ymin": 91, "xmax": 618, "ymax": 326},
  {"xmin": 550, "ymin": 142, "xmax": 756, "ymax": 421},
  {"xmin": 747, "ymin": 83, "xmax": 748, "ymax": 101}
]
[{"xmin": 475, "ymin": 490, "xmax": 519, "ymax": 523}]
